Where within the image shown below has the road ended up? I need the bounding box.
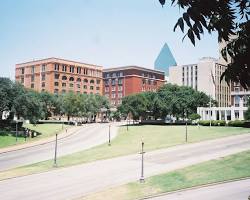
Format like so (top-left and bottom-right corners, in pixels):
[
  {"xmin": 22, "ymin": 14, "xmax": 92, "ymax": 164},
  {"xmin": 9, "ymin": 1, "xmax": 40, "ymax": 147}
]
[
  {"xmin": 0, "ymin": 122, "xmax": 120, "ymax": 171},
  {"xmin": 0, "ymin": 133, "xmax": 250, "ymax": 200},
  {"xmin": 149, "ymin": 179, "xmax": 250, "ymax": 200}
]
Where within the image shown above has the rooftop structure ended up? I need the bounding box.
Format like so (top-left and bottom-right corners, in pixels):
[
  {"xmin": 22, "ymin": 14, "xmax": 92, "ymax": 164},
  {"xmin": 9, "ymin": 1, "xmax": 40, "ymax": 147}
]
[{"xmin": 154, "ymin": 43, "xmax": 177, "ymax": 76}]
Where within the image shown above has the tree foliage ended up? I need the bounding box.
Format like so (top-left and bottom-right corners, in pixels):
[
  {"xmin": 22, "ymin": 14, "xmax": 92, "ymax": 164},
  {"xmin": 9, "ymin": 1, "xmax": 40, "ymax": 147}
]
[
  {"xmin": 0, "ymin": 77, "xmax": 110, "ymax": 124},
  {"xmin": 118, "ymin": 84, "xmax": 211, "ymax": 120},
  {"xmin": 159, "ymin": 0, "xmax": 250, "ymax": 88}
]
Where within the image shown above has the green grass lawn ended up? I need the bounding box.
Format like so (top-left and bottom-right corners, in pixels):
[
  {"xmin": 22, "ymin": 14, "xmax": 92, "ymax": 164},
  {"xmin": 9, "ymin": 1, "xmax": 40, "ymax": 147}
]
[
  {"xmin": 83, "ymin": 150, "xmax": 250, "ymax": 200},
  {"xmin": 0, "ymin": 123, "xmax": 69, "ymax": 149},
  {"xmin": 0, "ymin": 125, "xmax": 249, "ymax": 181},
  {"xmin": 0, "ymin": 134, "xmax": 26, "ymax": 148}
]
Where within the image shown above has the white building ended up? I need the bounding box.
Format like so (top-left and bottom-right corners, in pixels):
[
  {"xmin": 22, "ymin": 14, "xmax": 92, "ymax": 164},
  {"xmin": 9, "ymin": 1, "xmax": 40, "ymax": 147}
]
[
  {"xmin": 169, "ymin": 57, "xmax": 231, "ymax": 107},
  {"xmin": 197, "ymin": 100, "xmax": 247, "ymax": 121}
]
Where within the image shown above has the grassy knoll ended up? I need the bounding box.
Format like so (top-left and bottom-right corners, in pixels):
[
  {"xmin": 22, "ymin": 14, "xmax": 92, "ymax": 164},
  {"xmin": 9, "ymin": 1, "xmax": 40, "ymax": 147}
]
[
  {"xmin": 0, "ymin": 125, "xmax": 249, "ymax": 180},
  {"xmin": 82, "ymin": 150, "xmax": 250, "ymax": 200},
  {"xmin": 0, "ymin": 134, "xmax": 26, "ymax": 148},
  {"xmin": 0, "ymin": 123, "xmax": 70, "ymax": 149}
]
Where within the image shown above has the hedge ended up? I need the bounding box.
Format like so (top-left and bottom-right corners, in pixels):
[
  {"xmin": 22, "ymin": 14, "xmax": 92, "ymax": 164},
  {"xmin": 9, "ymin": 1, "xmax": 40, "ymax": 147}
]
[{"xmin": 198, "ymin": 120, "xmax": 226, "ymax": 126}]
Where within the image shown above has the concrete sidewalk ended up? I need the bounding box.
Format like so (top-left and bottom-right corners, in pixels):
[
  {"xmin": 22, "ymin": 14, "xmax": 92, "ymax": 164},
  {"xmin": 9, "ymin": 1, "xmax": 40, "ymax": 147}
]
[{"xmin": 0, "ymin": 125, "xmax": 82, "ymax": 154}]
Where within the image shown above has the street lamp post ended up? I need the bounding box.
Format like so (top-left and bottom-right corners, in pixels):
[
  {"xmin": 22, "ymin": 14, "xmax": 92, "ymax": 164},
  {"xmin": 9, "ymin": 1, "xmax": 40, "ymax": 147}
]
[
  {"xmin": 15, "ymin": 121, "xmax": 18, "ymax": 143},
  {"xmin": 139, "ymin": 141, "xmax": 145, "ymax": 183},
  {"xmin": 108, "ymin": 124, "xmax": 111, "ymax": 146},
  {"xmin": 185, "ymin": 121, "xmax": 188, "ymax": 142},
  {"xmin": 54, "ymin": 133, "xmax": 58, "ymax": 167}
]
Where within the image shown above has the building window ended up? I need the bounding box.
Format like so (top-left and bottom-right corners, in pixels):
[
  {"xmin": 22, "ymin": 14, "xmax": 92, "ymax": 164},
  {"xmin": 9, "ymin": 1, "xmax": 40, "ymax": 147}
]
[
  {"xmin": 83, "ymin": 85, "xmax": 87, "ymax": 89},
  {"xmin": 62, "ymin": 83, "xmax": 66, "ymax": 87},
  {"xmin": 62, "ymin": 89, "xmax": 66, "ymax": 93},
  {"xmin": 42, "ymin": 74, "xmax": 45, "ymax": 81},
  {"xmin": 54, "ymin": 64, "xmax": 60, "ymax": 71},
  {"xmin": 69, "ymin": 77, "xmax": 74, "ymax": 81},
  {"xmin": 105, "ymin": 80, "xmax": 109, "ymax": 85},
  {"xmin": 70, "ymin": 66, "xmax": 74, "ymax": 73},
  {"xmin": 142, "ymin": 79, "xmax": 146, "ymax": 85},
  {"xmin": 42, "ymin": 82, "xmax": 45, "ymax": 87},
  {"xmin": 119, "ymin": 72, "xmax": 123, "ymax": 77},
  {"xmin": 96, "ymin": 79, "xmax": 101, "ymax": 84},
  {"xmin": 112, "ymin": 86, "xmax": 115, "ymax": 91},
  {"xmin": 112, "ymin": 93, "xmax": 116, "ymax": 99},
  {"xmin": 21, "ymin": 68, "xmax": 25, "ymax": 74},
  {"xmin": 54, "ymin": 89, "xmax": 59, "ymax": 94},
  {"xmin": 105, "ymin": 87, "xmax": 109, "ymax": 92},
  {"xmin": 54, "ymin": 74, "xmax": 60, "ymax": 79},
  {"xmin": 54, "ymin": 82, "xmax": 59, "ymax": 86},
  {"xmin": 77, "ymin": 78, "xmax": 81, "ymax": 82},
  {"xmin": 112, "ymin": 79, "xmax": 116, "ymax": 85},
  {"xmin": 118, "ymin": 79, "xmax": 123, "ymax": 85},
  {"xmin": 41, "ymin": 64, "xmax": 46, "ymax": 72},
  {"xmin": 90, "ymin": 86, "xmax": 94, "ymax": 90},
  {"xmin": 70, "ymin": 83, "xmax": 74, "ymax": 87},
  {"xmin": 77, "ymin": 67, "xmax": 81, "ymax": 74},
  {"xmin": 31, "ymin": 83, "xmax": 34, "ymax": 88},
  {"xmin": 31, "ymin": 66, "xmax": 35, "ymax": 74},
  {"xmin": 21, "ymin": 77, "xmax": 24, "ymax": 83},
  {"xmin": 112, "ymin": 73, "xmax": 116, "ymax": 78},
  {"xmin": 62, "ymin": 65, "xmax": 67, "ymax": 72},
  {"xmin": 118, "ymin": 92, "xmax": 123, "ymax": 98},
  {"xmin": 118, "ymin": 86, "xmax": 123, "ymax": 91},
  {"xmin": 84, "ymin": 79, "xmax": 88, "ymax": 83},
  {"xmin": 106, "ymin": 73, "xmax": 110, "ymax": 78},
  {"xmin": 77, "ymin": 84, "xmax": 80, "ymax": 89},
  {"xmin": 90, "ymin": 79, "xmax": 95, "ymax": 84},
  {"xmin": 31, "ymin": 75, "xmax": 35, "ymax": 82},
  {"xmin": 62, "ymin": 76, "xmax": 67, "ymax": 80},
  {"xmin": 96, "ymin": 86, "xmax": 100, "ymax": 90}
]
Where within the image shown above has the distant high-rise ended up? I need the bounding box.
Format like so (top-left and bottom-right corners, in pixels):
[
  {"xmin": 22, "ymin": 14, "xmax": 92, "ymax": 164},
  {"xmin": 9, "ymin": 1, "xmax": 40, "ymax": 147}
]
[{"xmin": 154, "ymin": 43, "xmax": 177, "ymax": 76}]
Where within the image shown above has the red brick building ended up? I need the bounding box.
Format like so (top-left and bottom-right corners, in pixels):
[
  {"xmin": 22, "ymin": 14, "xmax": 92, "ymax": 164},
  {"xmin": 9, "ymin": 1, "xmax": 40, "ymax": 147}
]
[
  {"xmin": 15, "ymin": 58, "xmax": 103, "ymax": 95},
  {"xmin": 103, "ymin": 66, "xmax": 165, "ymax": 106}
]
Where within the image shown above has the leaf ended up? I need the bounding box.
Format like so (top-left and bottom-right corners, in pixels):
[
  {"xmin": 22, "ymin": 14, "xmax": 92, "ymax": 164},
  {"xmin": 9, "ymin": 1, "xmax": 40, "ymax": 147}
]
[
  {"xmin": 159, "ymin": 0, "xmax": 165, "ymax": 7},
  {"xmin": 174, "ymin": 18, "xmax": 184, "ymax": 32},
  {"xmin": 183, "ymin": 13, "xmax": 192, "ymax": 28},
  {"xmin": 187, "ymin": 29, "xmax": 195, "ymax": 45}
]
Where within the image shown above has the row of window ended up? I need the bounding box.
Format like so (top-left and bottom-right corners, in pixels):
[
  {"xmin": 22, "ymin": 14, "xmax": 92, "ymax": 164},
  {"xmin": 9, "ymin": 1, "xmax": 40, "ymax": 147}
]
[
  {"xmin": 104, "ymin": 79, "xmax": 123, "ymax": 85},
  {"xmin": 54, "ymin": 82, "xmax": 100, "ymax": 90},
  {"xmin": 105, "ymin": 92, "xmax": 123, "ymax": 99},
  {"xmin": 142, "ymin": 79, "xmax": 157, "ymax": 85},
  {"xmin": 20, "ymin": 64, "xmax": 101, "ymax": 77},
  {"xmin": 105, "ymin": 72, "xmax": 123, "ymax": 78},
  {"xmin": 105, "ymin": 86, "xmax": 123, "ymax": 92},
  {"xmin": 54, "ymin": 89, "xmax": 100, "ymax": 95}
]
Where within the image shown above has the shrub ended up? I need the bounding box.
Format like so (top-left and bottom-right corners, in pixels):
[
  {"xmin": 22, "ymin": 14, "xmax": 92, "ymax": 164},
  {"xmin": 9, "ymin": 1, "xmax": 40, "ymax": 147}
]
[
  {"xmin": 228, "ymin": 120, "xmax": 245, "ymax": 127},
  {"xmin": 199, "ymin": 120, "xmax": 226, "ymax": 126}
]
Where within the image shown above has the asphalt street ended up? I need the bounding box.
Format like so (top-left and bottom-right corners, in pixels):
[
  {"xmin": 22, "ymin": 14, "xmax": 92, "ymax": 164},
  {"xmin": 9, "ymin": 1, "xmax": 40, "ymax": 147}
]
[
  {"xmin": 0, "ymin": 133, "xmax": 250, "ymax": 200},
  {"xmin": 149, "ymin": 179, "xmax": 250, "ymax": 200},
  {"xmin": 0, "ymin": 122, "xmax": 120, "ymax": 171}
]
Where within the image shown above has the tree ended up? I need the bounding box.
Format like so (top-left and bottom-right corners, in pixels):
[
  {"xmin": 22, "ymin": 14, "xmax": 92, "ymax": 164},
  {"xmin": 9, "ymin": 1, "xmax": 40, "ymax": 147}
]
[
  {"xmin": 245, "ymin": 97, "xmax": 250, "ymax": 120},
  {"xmin": 159, "ymin": 0, "xmax": 250, "ymax": 88},
  {"xmin": 189, "ymin": 113, "xmax": 201, "ymax": 121},
  {"xmin": 0, "ymin": 78, "xmax": 14, "ymax": 118}
]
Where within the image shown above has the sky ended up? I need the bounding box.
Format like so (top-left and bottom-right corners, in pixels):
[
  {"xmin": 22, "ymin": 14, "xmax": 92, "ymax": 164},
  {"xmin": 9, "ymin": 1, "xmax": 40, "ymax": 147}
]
[{"xmin": 0, "ymin": 0, "xmax": 219, "ymax": 79}]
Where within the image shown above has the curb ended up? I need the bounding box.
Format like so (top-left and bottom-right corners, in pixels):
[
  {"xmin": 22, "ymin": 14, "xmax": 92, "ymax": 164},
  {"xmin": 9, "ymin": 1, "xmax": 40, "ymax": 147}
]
[
  {"xmin": 138, "ymin": 177, "xmax": 250, "ymax": 200},
  {"xmin": 0, "ymin": 125, "xmax": 84, "ymax": 155}
]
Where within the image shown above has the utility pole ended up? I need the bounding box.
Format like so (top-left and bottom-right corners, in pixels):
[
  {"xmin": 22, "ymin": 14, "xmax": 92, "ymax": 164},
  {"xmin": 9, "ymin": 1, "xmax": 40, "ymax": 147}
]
[
  {"xmin": 108, "ymin": 124, "xmax": 111, "ymax": 146},
  {"xmin": 54, "ymin": 133, "xmax": 58, "ymax": 167},
  {"xmin": 139, "ymin": 141, "xmax": 145, "ymax": 183}
]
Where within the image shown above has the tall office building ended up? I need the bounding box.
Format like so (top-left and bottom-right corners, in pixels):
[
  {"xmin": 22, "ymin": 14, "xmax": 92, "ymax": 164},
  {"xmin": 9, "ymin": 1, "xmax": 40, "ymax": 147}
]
[
  {"xmin": 169, "ymin": 57, "xmax": 231, "ymax": 107},
  {"xmin": 15, "ymin": 58, "xmax": 103, "ymax": 95},
  {"xmin": 219, "ymin": 38, "xmax": 250, "ymax": 108},
  {"xmin": 103, "ymin": 66, "xmax": 165, "ymax": 106},
  {"xmin": 154, "ymin": 43, "xmax": 177, "ymax": 76}
]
